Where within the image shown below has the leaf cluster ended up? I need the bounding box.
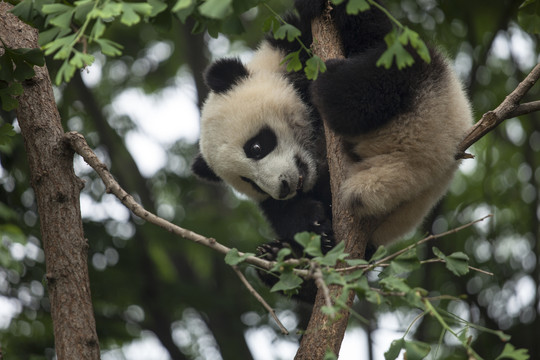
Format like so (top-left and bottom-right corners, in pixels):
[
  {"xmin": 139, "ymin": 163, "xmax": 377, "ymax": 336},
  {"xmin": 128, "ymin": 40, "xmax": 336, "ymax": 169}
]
[
  {"xmin": 0, "ymin": 45, "xmax": 44, "ymax": 110},
  {"xmin": 227, "ymin": 231, "xmax": 529, "ymax": 359},
  {"xmin": 11, "ymin": 0, "xmax": 168, "ymax": 84}
]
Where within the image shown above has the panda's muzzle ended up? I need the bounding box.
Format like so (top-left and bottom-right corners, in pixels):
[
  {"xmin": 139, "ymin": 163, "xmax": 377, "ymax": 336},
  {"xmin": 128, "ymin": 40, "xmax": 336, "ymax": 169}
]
[
  {"xmin": 278, "ymin": 180, "xmax": 291, "ymax": 199},
  {"xmin": 277, "ymin": 157, "xmax": 308, "ymax": 199}
]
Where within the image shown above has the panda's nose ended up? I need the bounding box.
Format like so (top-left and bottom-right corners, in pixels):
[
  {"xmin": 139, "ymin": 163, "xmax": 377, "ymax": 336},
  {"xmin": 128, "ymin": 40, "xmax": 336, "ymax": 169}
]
[{"xmin": 278, "ymin": 180, "xmax": 291, "ymax": 199}]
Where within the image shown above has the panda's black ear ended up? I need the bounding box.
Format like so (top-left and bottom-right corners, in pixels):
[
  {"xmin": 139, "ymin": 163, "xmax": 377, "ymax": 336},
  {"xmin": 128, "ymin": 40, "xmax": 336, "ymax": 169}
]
[
  {"xmin": 204, "ymin": 58, "xmax": 249, "ymax": 94},
  {"xmin": 192, "ymin": 153, "xmax": 222, "ymax": 182}
]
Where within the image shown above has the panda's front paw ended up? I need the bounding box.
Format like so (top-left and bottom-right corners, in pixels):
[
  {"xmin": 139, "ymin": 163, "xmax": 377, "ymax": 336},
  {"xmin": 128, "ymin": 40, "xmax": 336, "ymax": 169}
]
[
  {"xmin": 256, "ymin": 240, "xmax": 290, "ymax": 262},
  {"xmin": 301, "ymin": 201, "xmax": 334, "ymax": 254}
]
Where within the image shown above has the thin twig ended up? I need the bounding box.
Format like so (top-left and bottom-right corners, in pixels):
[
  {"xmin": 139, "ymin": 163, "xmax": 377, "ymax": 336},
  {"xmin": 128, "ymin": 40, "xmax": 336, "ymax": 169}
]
[
  {"xmin": 420, "ymin": 259, "xmax": 494, "ymax": 276},
  {"xmin": 231, "ymin": 265, "xmax": 289, "ymax": 335},
  {"xmin": 311, "ymin": 263, "xmax": 334, "ymax": 318},
  {"xmin": 364, "ymin": 214, "xmax": 493, "ymax": 274},
  {"xmin": 337, "ymin": 257, "xmax": 494, "ymax": 277},
  {"xmin": 457, "ymin": 63, "xmax": 540, "ymax": 157}
]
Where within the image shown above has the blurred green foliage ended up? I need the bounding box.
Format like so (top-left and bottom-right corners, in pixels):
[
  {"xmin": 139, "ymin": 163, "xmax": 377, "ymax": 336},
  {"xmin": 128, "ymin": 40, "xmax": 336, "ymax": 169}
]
[{"xmin": 1, "ymin": 0, "xmax": 540, "ymax": 359}]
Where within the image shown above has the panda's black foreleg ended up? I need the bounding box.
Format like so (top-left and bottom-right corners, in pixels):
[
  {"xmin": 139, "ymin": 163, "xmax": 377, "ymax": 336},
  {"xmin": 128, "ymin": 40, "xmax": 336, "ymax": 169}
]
[{"xmin": 259, "ymin": 196, "xmax": 334, "ymax": 251}]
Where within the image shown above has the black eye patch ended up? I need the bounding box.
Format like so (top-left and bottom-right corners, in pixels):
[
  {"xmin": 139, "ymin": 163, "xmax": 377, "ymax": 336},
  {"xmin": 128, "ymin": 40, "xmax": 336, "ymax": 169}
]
[{"xmin": 243, "ymin": 127, "xmax": 277, "ymax": 160}]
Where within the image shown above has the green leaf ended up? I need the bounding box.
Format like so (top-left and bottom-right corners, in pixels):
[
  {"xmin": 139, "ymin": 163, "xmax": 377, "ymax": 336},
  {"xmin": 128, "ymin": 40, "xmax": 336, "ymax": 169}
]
[
  {"xmin": 121, "ymin": 3, "xmax": 153, "ymax": 26},
  {"xmin": 404, "ymin": 340, "xmax": 431, "ymax": 360},
  {"xmin": 365, "ymin": 289, "xmax": 382, "ymax": 304},
  {"xmin": 90, "ymin": 2, "xmax": 123, "ymax": 19},
  {"xmin": 0, "ymin": 83, "xmax": 22, "ymax": 111},
  {"xmin": 376, "ymin": 29, "xmax": 415, "ymax": 70},
  {"xmin": 13, "ymin": 62, "xmax": 34, "ymax": 81},
  {"xmin": 55, "ymin": 60, "xmax": 76, "ymax": 85},
  {"xmin": 41, "ymin": 3, "xmax": 73, "ymax": 15},
  {"xmin": 90, "ymin": 19, "xmax": 107, "ymax": 40},
  {"xmin": 199, "ymin": 0, "xmax": 233, "ymax": 20},
  {"xmin": 224, "ymin": 248, "xmax": 254, "ymax": 265},
  {"xmin": 275, "ymin": 247, "xmax": 292, "ymax": 264},
  {"xmin": 43, "ymin": 34, "xmax": 76, "ymax": 56},
  {"xmin": 314, "ymin": 240, "xmax": 347, "ymax": 266},
  {"xmin": 369, "ymin": 245, "xmax": 387, "ymax": 261},
  {"xmin": 282, "ymin": 51, "xmax": 302, "ymax": 72},
  {"xmin": 39, "ymin": 27, "xmax": 70, "ymax": 47},
  {"xmin": 380, "ymin": 276, "xmax": 410, "ymax": 293},
  {"xmin": 323, "ymin": 348, "xmax": 338, "ymax": 360},
  {"xmin": 0, "ymin": 124, "xmax": 16, "ymax": 145},
  {"xmin": 270, "ymin": 271, "xmax": 303, "ymax": 292},
  {"xmin": 12, "ymin": 48, "xmax": 45, "ymax": 67},
  {"xmin": 9, "ymin": 0, "xmax": 35, "ymax": 22},
  {"xmin": 346, "ymin": 0, "xmax": 370, "ymax": 15},
  {"xmin": 0, "ymin": 54, "xmax": 14, "ymax": 82},
  {"xmin": 73, "ymin": 0, "xmax": 95, "ymax": 23},
  {"xmin": 324, "ymin": 271, "xmax": 345, "ymax": 286},
  {"xmin": 175, "ymin": 0, "xmax": 197, "ymax": 22},
  {"xmin": 294, "ymin": 232, "xmax": 323, "ymax": 257},
  {"xmin": 404, "ymin": 288, "xmax": 424, "ymax": 308},
  {"xmin": 399, "ymin": 27, "xmax": 430, "ymax": 64},
  {"xmin": 148, "ymin": 0, "xmax": 168, "ymax": 16},
  {"xmin": 384, "ymin": 338, "xmax": 405, "ymax": 360},
  {"xmin": 321, "ymin": 305, "xmax": 339, "ymax": 317},
  {"xmin": 433, "ymin": 247, "xmax": 470, "ymax": 276},
  {"xmin": 518, "ymin": 0, "xmax": 540, "ymax": 34},
  {"xmin": 274, "ymin": 23, "xmax": 301, "ymax": 42},
  {"xmin": 495, "ymin": 343, "xmax": 530, "ymax": 360},
  {"xmin": 48, "ymin": 7, "xmax": 75, "ymax": 29},
  {"xmin": 172, "ymin": 0, "xmax": 194, "ymax": 12},
  {"xmin": 95, "ymin": 38, "xmax": 123, "ymax": 57},
  {"xmin": 388, "ymin": 248, "xmax": 420, "ymax": 275},
  {"xmin": 346, "ymin": 258, "xmax": 369, "ymax": 266},
  {"xmin": 262, "ymin": 15, "xmax": 280, "ymax": 33},
  {"xmin": 69, "ymin": 51, "xmax": 94, "ymax": 68},
  {"xmin": 305, "ymin": 55, "xmax": 327, "ymax": 80}
]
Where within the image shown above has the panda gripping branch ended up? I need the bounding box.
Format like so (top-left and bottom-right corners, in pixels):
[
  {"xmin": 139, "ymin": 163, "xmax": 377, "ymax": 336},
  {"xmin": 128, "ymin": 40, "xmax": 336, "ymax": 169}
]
[{"xmin": 192, "ymin": 1, "xmax": 472, "ymax": 263}]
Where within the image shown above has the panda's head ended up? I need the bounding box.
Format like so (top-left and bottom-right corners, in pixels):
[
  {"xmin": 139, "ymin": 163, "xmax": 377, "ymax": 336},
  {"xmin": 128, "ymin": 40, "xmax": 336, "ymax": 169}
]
[{"xmin": 192, "ymin": 43, "xmax": 318, "ymax": 202}]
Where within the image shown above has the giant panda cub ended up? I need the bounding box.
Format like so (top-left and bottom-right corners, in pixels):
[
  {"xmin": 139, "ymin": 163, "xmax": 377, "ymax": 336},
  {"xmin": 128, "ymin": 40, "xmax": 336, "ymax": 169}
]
[{"xmin": 192, "ymin": 0, "xmax": 472, "ymax": 263}]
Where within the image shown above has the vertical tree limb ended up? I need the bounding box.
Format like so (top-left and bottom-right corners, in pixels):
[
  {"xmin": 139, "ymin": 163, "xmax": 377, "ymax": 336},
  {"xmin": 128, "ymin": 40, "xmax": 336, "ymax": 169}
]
[
  {"xmin": 295, "ymin": 4, "xmax": 378, "ymax": 359},
  {"xmin": 0, "ymin": 4, "xmax": 100, "ymax": 359}
]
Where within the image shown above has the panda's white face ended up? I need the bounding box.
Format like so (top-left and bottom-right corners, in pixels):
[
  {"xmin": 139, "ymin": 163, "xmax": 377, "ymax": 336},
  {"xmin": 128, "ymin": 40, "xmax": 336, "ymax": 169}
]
[{"xmin": 199, "ymin": 68, "xmax": 318, "ymax": 202}]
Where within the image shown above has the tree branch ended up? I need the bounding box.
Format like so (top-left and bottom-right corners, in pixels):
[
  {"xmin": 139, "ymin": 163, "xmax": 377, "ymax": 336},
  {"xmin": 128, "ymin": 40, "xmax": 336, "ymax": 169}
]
[
  {"xmin": 66, "ymin": 131, "xmax": 302, "ymax": 334},
  {"xmin": 457, "ymin": 62, "xmax": 540, "ymax": 158},
  {"xmin": 64, "ymin": 131, "xmax": 276, "ymax": 269},
  {"xmin": 231, "ymin": 266, "xmax": 289, "ymax": 335}
]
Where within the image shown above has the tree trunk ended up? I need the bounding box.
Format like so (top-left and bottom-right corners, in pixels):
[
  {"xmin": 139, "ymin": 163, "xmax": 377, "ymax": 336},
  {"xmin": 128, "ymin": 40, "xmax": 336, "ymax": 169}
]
[
  {"xmin": 0, "ymin": 4, "xmax": 100, "ymax": 359},
  {"xmin": 295, "ymin": 5, "xmax": 377, "ymax": 359}
]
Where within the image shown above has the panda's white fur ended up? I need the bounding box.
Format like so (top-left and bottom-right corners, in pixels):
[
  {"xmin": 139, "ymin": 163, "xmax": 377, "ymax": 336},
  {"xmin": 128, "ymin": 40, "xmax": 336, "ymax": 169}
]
[
  {"xmin": 193, "ymin": 1, "xmax": 473, "ymax": 254},
  {"xmin": 340, "ymin": 60, "xmax": 472, "ymax": 244},
  {"xmin": 199, "ymin": 43, "xmax": 321, "ymax": 201}
]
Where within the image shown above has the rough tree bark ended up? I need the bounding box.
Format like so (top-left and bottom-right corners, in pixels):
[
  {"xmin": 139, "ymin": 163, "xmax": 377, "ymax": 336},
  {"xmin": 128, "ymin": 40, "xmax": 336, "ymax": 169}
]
[
  {"xmin": 295, "ymin": 5, "xmax": 378, "ymax": 359},
  {"xmin": 0, "ymin": 4, "xmax": 100, "ymax": 360}
]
